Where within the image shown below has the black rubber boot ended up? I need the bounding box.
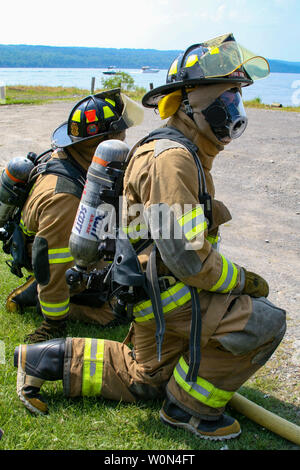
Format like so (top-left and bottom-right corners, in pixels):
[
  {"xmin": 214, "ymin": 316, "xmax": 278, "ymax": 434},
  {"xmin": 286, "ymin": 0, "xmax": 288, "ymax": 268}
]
[
  {"xmin": 160, "ymin": 398, "xmax": 241, "ymax": 441},
  {"xmin": 14, "ymin": 339, "xmax": 65, "ymax": 415},
  {"xmin": 6, "ymin": 276, "xmax": 38, "ymax": 314}
]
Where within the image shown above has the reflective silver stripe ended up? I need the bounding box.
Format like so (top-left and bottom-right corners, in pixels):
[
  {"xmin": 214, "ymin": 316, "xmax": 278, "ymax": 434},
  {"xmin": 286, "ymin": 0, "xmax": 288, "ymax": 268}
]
[
  {"xmin": 90, "ymin": 338, "xmax": 98, "ymax": 377},
  {"xmin": 215, "ymin": 258, "xmax": 234, "ymax": 292},
  {"xmin": 175, "ymin": 361, "xmax": 210, "ymax": 398},
  {"xmin": 133, "ymin": 282, "xmax": 192, "ymax": 319}
]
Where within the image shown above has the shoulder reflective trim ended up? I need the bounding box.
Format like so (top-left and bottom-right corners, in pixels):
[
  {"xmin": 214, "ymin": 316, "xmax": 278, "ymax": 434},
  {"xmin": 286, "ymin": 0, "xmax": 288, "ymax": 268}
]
[
  {"xmin": 48, "ymin": 247, "xmax": 74, "ymax": 264},
  {"xmin": 209, "ymin": 254, "xmax": 238, "ymax": 293},
  {"xmin": 173, "ymin": 356, "xmax": 234, "ymax": 408},
  {"xmin": 82, "ymin": 338, "xmax": 105, "ymax": 396},
  {"xmin": 133, "ymin": 281, "xmax": 201, "ymax": 322},
  {"xmin": 40, "ymin": 298, "xmax": 69, "ymax": 317},
  {"xmin": 122, "ymin": 223, "xmax": 148, "ymax": 244},
  {"xmin": 177, "ymin": 206, "xmax": 207, "ymax": 241},
  {"xmin": 206, "ymin": 234, "xmax": 220, "ymax": 251},
  {"xmin": 19, "ymin": 218, "xmax": 36, "ymax": 237}
]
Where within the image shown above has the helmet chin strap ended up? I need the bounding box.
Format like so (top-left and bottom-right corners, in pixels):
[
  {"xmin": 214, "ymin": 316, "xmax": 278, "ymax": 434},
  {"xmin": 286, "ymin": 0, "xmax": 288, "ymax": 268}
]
[{"xmin": 181, "ymin": 88, "xmax": 194, "ymax": 120}]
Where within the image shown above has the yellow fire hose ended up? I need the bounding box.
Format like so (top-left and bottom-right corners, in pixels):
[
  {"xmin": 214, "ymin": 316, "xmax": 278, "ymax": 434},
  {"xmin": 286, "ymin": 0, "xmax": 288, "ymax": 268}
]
[{"xmin": 229, "ymin": 392, "xmax": 300, "ymax": 446}]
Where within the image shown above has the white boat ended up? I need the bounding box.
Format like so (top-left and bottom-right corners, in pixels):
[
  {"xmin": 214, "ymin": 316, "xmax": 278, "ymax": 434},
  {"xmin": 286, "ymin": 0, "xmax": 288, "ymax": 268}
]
[
  {"xmin": 102, "ymin": 66, "xmax": 118, "ymax": 75},
  {"xmin": 141, "ymin": 66, "xmax": 160, "ymax": 73}
]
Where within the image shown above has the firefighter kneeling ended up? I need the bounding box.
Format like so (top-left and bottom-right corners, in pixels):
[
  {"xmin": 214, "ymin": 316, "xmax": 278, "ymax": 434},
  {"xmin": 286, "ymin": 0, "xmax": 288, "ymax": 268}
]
[{"xmin": 13, "ymin": 33, "xmax": 286, "ymax": 441}]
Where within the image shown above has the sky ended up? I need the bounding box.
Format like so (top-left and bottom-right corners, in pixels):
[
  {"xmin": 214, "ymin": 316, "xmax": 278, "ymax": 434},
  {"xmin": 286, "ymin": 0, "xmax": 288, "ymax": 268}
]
[{"xmin": 1, "ymin": 0, "xmax": 299, "ymax": 62}]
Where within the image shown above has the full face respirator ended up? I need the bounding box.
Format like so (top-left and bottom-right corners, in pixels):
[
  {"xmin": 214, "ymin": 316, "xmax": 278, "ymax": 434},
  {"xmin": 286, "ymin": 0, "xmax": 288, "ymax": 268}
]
[{"xmin": 202, "ymin": 88, "xmax": 248, "ymax": 143}]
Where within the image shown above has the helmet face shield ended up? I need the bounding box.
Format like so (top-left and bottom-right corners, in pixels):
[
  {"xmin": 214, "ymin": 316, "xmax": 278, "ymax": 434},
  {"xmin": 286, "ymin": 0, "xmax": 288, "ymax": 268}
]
[
  {"xmin": 120, "ymin": 93, "xmax": 144, "ymax": 128},
  {"xmin": 202, "ymin": 89, "xmax": 248, "ymax": 143},
  {"xmin": 142, "ymin": 33, "xmax": 270, "ymax": 109}
]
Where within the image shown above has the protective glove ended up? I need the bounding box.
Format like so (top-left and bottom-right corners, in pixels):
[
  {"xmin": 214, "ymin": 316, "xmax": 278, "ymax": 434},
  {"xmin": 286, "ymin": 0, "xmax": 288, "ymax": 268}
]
[{"xmin": 241, "ymin": 269, "xmax": 269, "ymax": 298}]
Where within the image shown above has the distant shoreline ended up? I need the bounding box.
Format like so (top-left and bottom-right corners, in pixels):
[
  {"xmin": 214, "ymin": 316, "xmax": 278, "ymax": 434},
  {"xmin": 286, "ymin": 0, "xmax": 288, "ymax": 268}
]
[{"xmin": 0, "ymin": 44, "xmax": 299, "ymax": 73}]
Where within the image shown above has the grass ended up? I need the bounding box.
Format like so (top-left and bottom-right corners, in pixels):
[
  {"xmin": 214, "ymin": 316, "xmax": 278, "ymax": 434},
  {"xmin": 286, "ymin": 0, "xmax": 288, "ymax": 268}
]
[
  {"xmin": 0, "ymin": 250, "xmax": 299, "ymax": 451},
  {"xmin": 2, "ymin": 85, "xmax": 146, "ymax": 105},
  {"xmin": 3, "ymin": 87, "xmax": 300, "ymax": 111},
  {"xmin": 244, "ymin": 96, "xmax": 300, "ymax": 112}
]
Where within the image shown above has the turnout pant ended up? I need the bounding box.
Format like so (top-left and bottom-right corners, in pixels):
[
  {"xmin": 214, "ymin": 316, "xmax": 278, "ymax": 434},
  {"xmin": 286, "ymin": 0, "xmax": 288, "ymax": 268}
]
[{"xmin": 63, "ymin": 290, "xmax": 286, "ymax": 418}]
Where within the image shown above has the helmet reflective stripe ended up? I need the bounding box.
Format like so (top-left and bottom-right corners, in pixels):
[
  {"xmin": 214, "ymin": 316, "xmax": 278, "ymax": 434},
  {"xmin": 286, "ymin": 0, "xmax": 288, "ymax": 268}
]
[
  {"xmin": 82, "ymin": 338, "xmax": 105, "ymax": 396},
  {"xmin": 105, "ymin": 98, "xmax": 116, "ymax": 107},
  {"xmin": 209, "ymin": 254, "xmax": 238, "ymax": 293},
  {"xmin": 173, "ymin": 356, "xmax": 234, "ymax": 407},
  {"xmin": 72, "ymin": 110, "xmax": 81, "ymax": 122},
  {"xmin": 103, "ymin": 105, "xmax": 115, "ymax": 119},
  {"xmin": 40, "ymin": 298, "xmax": 69, "ymax": 317},
  {"xmin": 48, "ymin": 247, "xmax": 74, "ymax": 264},
  {"xmin": 168, "ymin": 59, "xmax": 178, "ymax": 76},
  {"xmin": 185, "ymin": 54, "xmax": 198, "ymax": 68}
]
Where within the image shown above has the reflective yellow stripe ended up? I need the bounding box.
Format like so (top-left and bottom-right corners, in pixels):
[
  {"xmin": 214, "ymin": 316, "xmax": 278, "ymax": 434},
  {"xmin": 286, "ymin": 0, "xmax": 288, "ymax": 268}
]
[
  {"xmin": 40, "ymin": 298, "xmax": 69, "ymax": 317},
  {"xmin": 177, "ymin": 206, "xmax": 207, "ymax": 241},
  {"xmin": 105, "ymin": 98, "xmax": 116, "ymax": 107},
  {"xmin": 48, "ymin": 247, "xmax": 74, "ymax": 264},
  {"xmin": 168, "ymin": 59, "xmax": 178, "ymax": 76},
  {"xmin": 186, "ymin": 54, "xmax": 198, "ymax": 67},
  {"xmin": 19, "ymin": 218, "xmax": 36, "ymax": 236},
  {"xmin": 209, "ymin": 254, "xmax": 238, "ymax": 293},
  {"xmin": 82, "ymin": 338, "xmax": 105, "ymax": 396},
  {"xmin": 133, "ymin": 281, "xmax": 201, "ymax": 323},
  {"xmin": 103, "ymin": 106, "xmax": 115, "ymax": 119},
  {"xmin": 72, "ymin": 109, "xmax": 81, "ymax": 122},
  {"xmin": 173, "ymin": 356, "xmax": 234, "ymax": 408},
  {"xmin": 122, "ymin": 223, "xmax": 148, "ymax": 244}
]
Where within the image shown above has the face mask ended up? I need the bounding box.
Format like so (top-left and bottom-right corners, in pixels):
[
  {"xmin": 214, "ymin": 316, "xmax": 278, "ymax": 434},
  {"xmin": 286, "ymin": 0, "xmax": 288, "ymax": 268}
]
[{"xmin": 202, "ymin": 89, "xmax": 248, "ymax": 144}]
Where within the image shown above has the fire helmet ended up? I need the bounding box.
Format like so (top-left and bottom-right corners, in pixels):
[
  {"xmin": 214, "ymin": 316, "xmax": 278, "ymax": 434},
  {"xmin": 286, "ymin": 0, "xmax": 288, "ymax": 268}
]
[
  {"xmin": 52, "ymin": 88, "xmax": 144, "ymax": 148},
  {"xmin": 142, "ymin": 33, "xmax": 270, "ymax": 108}
]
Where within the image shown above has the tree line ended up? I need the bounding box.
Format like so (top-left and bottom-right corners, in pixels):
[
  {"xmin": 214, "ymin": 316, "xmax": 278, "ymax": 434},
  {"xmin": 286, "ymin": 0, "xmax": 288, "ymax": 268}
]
[{"xmin": 0, "ymin": 45, "xmax": 299, "ymax": 73}]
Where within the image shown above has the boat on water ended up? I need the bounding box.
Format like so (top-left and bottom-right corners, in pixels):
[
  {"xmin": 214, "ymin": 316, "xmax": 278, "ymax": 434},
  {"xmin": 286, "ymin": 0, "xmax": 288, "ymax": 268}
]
[
  {"xmin": 141, "ymin": 66, "xmax": 160, "ymax": 73},
  {"xmin": 102, "ymin": 66, "xmax": 118, "ymax": 75}
]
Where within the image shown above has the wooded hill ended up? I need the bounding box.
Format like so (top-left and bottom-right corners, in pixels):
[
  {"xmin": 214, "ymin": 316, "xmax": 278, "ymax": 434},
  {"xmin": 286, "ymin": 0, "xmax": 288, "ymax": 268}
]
[{"xmin": 0, "ymin": 44, "xmax": 299, "ymax": 73}]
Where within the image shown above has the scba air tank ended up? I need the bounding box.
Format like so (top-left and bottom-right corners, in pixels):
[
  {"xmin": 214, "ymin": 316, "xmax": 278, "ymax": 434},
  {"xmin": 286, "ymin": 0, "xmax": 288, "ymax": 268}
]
[
  {"xmin": 0, "ymin": 156, "xmax": 35, "ymax": 227},
  {"xmin": 69, "ymin": 139, "xmax": 130, "ymax": 269}
]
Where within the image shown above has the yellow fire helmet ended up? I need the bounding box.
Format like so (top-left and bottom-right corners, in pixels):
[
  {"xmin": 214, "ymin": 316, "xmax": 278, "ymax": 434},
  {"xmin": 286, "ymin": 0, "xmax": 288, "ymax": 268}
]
[
  {"xmin": 52, "ymin": 88, "xmax": 144, "ymax": 148},
  {"xmin": 142, "ymin": 33, "xmax": 270, "ymax": 108}
]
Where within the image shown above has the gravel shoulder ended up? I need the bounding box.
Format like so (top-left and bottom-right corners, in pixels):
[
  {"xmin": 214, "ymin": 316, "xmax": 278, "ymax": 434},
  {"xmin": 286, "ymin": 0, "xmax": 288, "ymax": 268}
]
[{"xmin": 0, "ymin": 101, "xmax": 299, "ymax": 395}]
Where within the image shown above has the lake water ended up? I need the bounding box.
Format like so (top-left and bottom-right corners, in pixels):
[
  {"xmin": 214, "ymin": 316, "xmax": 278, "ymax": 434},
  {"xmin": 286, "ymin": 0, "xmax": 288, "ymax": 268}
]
[{"xmin": 0, "ymin": 67, "xmax": 300, "ymax": 107}]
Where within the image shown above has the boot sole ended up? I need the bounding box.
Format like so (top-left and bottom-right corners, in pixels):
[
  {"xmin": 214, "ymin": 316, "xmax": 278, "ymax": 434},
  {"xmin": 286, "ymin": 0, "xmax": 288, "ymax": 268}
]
[
  {"xmin": 16, "ymin": 344, "xmax": 48, "ymax": 416},
  {"xmin": 159, "ymin": 410, "xmax": 241, "ymax": 441}
]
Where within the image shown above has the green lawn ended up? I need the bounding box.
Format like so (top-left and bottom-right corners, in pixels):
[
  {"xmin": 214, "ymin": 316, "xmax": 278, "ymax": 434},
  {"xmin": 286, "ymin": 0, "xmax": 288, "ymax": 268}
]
[{"xmin": 0, "ymin": 249, "xmax": 299, "ymax": 451}]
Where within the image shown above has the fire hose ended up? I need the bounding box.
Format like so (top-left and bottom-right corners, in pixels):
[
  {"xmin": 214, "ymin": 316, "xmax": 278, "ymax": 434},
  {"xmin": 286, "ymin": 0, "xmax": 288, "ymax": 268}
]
[{"xmin": 230, "ymin": 392, "xmax": 300, "ymax": 445}]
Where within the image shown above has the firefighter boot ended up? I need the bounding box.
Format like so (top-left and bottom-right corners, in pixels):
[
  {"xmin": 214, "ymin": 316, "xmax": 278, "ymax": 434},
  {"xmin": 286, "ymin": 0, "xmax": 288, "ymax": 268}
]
[
  {"xmin": 6, "ymin": 276, "xmax": 38, "ymax": 314},
  {"xmin": 24, "ymin": 318, "xmax": 67, "ymax": 344},
  {"xmin": 14, "ymin": 339, "xmax": 65, "ymax": 415},
  {"xmin": 160, "ymin": 398, "xmax": 241, "ymax": 441}
]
